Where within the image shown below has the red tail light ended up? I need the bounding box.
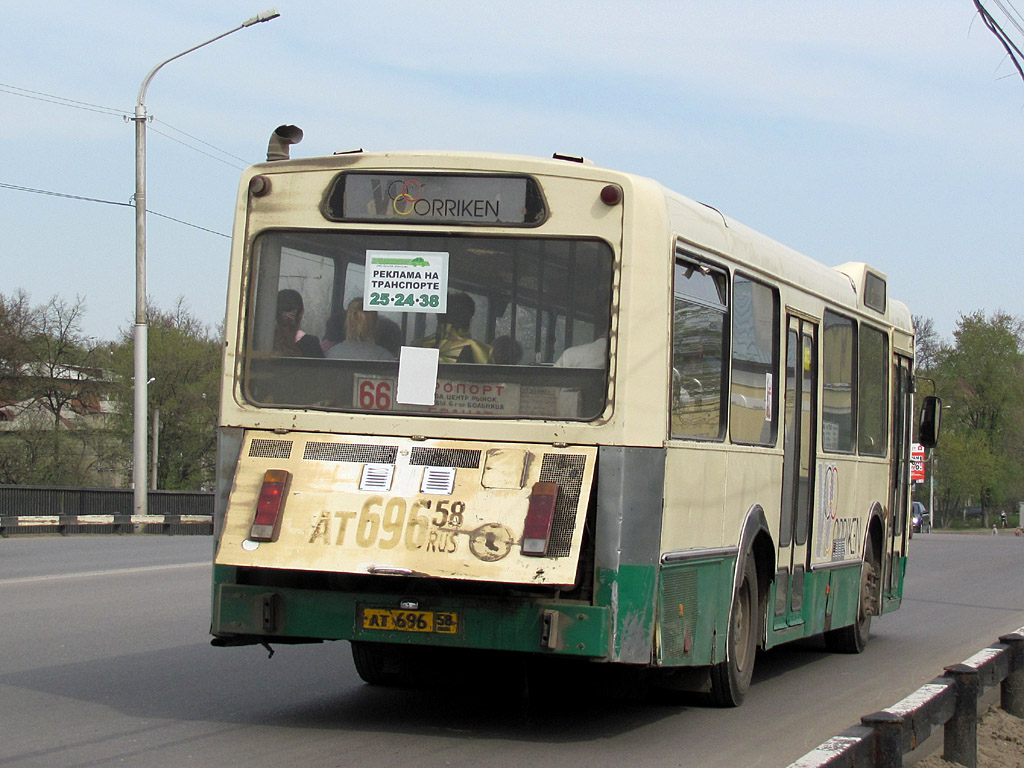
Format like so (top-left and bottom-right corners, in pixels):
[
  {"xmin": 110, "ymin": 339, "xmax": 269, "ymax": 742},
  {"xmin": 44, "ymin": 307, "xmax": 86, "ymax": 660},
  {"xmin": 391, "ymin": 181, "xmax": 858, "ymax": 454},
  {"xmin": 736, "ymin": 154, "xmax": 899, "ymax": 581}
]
[
  {"xmin": 249, "ymin": 469, "xmax": 290, "ymax": 542},
  {"xmin": 522, "ymin": 481, "xmax": 558, "ymax": 556}
]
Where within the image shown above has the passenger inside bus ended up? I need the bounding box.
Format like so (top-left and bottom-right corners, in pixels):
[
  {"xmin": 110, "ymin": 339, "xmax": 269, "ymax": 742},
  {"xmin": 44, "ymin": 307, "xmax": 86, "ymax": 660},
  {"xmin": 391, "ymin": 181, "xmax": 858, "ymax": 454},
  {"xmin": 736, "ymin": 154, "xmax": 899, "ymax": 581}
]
[
  {"xmin": 326, "ymin": 298, "xmax": 394, "ymax": 361},
  {"xmin": 492, "ymin": 335, "xmax": 524, "ymax": 365},
  {"xmin": 320, "ymin": 308, "xmax": 345, "ymax": 355},
  {"xmin": 273, "ymin": 289, "xmax": 324, "ymax": 358},
  {"xmin": 376, "ymin": 317, "xmax": 402, "ymax": 358},
  {"xmin": 414, "ymin": 292, "xmax": 494, "ymax": 363},
  {"xmin": 554, "ymin": 314, "xmax": 608, "ymax": 368}
]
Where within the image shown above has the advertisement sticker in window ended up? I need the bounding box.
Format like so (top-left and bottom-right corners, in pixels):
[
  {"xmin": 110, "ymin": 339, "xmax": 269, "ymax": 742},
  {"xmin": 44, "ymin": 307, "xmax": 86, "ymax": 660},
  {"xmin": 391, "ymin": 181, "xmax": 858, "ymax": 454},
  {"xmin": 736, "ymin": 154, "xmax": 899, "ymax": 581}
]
[{"xmin": 364, "ymin": 251, "xmax": 449, "ymax": 313}]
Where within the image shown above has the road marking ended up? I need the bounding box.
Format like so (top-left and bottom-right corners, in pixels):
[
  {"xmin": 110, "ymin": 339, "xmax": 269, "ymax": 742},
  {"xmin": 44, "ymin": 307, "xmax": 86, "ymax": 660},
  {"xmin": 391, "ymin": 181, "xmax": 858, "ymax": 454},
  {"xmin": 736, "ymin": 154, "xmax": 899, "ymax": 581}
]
[{"xmin": 0, "ymin": 561, "xmax": 209, "ymax": 586}]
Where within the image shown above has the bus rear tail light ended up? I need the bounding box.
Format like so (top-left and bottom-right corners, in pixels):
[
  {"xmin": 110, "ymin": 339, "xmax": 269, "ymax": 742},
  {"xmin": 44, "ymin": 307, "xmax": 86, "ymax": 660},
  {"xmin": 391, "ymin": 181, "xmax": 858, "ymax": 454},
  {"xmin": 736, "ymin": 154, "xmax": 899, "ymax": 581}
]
[
  {"xmin": 522, "ymin": 481, "xmax": 559, "ymax": 556},
  {"xmin": 249, "ymin": 469, "xmax": 291, "ymax": 542}
]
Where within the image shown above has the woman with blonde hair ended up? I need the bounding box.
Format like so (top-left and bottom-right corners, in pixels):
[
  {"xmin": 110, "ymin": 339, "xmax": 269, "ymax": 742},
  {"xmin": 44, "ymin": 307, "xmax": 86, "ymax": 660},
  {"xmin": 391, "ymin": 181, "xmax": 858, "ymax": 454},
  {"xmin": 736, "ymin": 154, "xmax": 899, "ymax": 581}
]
[{"xmin": 326, "ymin": 298, "xmax": 394, "ymax": 360}]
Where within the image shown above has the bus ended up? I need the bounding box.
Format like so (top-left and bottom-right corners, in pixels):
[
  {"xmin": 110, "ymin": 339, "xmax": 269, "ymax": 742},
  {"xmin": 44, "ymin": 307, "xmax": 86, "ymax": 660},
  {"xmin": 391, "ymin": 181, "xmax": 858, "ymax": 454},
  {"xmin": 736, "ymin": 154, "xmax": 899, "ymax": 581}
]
[{"xmin": 210, "ymin": 126, "xmax": 940, "ymax": 706}]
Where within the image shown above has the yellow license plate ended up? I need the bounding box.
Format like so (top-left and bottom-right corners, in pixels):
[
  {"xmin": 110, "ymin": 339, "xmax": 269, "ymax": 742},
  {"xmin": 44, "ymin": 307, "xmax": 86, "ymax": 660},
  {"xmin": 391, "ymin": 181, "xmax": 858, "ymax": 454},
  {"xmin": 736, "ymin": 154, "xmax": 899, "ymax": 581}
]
[{"xmin": 360, "ymin": 608, "xmax": 459, "ymax": 634}]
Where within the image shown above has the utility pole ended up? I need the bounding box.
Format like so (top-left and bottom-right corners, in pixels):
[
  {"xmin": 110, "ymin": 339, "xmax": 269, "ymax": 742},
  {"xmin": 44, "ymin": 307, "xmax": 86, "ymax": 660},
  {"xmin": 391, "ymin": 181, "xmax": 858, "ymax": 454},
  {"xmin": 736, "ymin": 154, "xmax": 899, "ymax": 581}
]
[{"xmin": 130, "ymin": 9, "xmax": 280, "ymax": 515}]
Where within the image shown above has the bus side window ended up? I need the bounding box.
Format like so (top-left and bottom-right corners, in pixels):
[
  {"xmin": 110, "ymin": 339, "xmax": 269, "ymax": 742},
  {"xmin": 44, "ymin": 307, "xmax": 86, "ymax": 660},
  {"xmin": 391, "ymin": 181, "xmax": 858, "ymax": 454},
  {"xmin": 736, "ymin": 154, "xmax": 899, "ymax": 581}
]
[
  {"xmin": 858, "ymin": 325, "xmax": 889, "ymax": 456},
  {"xmin": 730, "ymin": 275, "xmax": 778, "ymax": 446},
  {"xmin": 671, "ymin": 255, "xmax": 728, "ymax": 440},
  {"xmin": 822, "ymin": 311, "xmax": 855, "ymax": 453}
]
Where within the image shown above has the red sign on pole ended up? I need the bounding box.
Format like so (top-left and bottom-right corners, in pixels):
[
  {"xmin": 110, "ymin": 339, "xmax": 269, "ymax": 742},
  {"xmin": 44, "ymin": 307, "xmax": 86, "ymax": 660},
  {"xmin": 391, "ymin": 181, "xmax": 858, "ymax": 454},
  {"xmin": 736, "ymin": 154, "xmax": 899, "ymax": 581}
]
[{"xmin": 911, "ymin": 443, "xmax": 926, "ymax": 483}]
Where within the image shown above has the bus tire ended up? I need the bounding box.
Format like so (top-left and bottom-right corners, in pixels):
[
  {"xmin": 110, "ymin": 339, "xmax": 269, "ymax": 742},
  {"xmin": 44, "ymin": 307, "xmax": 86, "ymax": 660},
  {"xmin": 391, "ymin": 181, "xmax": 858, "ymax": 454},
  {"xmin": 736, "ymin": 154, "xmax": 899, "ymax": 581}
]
[
  {"xmin": 709, "ymin": 557, "xmax": 759, "ymax": 707},
  {"xmin": 824, "ymin": 538, "xmax": 878, "ymax": 654},
  {"xmin": 351, "ymin": 641, "xmax": 406, "ymax": 686}
]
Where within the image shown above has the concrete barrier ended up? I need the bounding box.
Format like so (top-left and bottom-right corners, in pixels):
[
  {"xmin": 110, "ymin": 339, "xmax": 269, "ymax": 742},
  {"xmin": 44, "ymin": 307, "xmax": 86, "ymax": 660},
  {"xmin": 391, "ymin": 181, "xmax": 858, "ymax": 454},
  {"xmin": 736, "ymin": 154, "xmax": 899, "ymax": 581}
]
[
  {"xmin": 0, "ymin": 513, "xmax": 212, "ymax": 535},
  {"xmin": 0, "ymin": 486, "xmax": 213, "ymax": 535},
  {"xmin": 788, "ymin": 626, "xmax": 1024, "ymax": 768}
]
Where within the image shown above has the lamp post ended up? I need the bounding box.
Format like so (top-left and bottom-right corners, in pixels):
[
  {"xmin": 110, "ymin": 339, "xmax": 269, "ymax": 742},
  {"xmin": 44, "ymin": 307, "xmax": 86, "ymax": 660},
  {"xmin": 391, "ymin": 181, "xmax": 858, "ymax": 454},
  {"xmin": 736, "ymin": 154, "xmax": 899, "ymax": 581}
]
[
  {"xmin": 131, "ymin": 9, "xmax": 280, "ymax": 515},
  {"xmin": 928, "ymin": 449, "xmax": 936, "ymax": 533}
]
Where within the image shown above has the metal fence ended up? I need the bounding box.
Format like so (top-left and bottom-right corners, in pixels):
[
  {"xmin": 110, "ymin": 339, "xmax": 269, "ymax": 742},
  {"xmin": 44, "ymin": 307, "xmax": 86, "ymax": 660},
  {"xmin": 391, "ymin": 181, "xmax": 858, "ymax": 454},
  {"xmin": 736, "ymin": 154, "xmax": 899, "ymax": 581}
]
[
  {"xmin": 0, "ymin": 485, "xmax": 213, "ymax": 535},
  {"xmin": 788, "ymin": 626, "xmax": 1024, "ymax": 768}
]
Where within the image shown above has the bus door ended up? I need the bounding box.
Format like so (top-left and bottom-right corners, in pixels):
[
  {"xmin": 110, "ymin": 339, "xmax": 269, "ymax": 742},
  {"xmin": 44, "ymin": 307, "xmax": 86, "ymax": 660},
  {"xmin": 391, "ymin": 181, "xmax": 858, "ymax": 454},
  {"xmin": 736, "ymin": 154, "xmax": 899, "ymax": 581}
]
[
  {"xmin": 775, "ymin": 316, "xmax": 818, "ymax": 629},
  {"xmin": 885, "ymin": 355, "xmax": 913, "ymax": 597}
]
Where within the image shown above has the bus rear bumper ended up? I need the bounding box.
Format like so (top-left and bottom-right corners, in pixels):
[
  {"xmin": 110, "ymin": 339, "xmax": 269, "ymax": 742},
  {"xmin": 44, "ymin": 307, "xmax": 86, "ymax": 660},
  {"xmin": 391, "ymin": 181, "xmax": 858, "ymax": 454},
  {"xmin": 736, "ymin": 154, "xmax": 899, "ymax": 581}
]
[{"xmin": 212, "ymin": 582, "xmax": 611, "ymax": 658}]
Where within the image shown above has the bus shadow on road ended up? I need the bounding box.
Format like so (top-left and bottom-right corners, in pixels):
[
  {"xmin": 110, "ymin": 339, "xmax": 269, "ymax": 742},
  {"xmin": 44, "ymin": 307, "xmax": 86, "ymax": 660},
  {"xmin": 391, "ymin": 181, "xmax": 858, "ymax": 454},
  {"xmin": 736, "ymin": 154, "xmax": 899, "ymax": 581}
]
[
  {"xmin": 749, "ymin": 637, "xmax": 834, "ymax": 685},
  {"xmin": 0, "ymin": 641, "xmax": 698, "ymax": 744},
  {"xmin": 273, "ymin": 649, "xmax": 698, "ymax": 741},
  {"xmin": 2, "ymin": 636, "xmax": 884, "ymax": 746}
]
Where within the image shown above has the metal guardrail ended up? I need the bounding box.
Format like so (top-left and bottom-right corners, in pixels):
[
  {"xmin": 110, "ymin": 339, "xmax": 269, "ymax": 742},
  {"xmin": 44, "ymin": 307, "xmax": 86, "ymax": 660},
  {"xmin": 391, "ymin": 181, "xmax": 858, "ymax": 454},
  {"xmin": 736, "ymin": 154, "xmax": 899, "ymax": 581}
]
[
  {"xmin": 788, "ymin": 626, "xmax": 1024, "ymax": 768},
  {"xmin": 0, "ymin": 485, "xmax": 212, "ymax": 535}
]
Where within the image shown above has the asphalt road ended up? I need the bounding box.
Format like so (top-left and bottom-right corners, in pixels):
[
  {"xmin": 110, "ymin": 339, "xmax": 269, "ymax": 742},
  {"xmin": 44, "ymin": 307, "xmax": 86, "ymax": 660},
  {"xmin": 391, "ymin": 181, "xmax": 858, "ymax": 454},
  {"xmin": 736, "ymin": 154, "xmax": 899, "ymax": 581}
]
[{"xmin": 1, "ymin": 532, "xmax": 1022, "ymax": 768}]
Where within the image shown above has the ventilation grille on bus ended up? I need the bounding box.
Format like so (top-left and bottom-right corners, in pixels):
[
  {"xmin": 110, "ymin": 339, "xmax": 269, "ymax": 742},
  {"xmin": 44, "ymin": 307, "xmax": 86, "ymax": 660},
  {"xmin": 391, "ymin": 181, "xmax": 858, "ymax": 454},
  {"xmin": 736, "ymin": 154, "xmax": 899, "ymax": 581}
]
[
  {"xmin": 360, "ymin": 463, "xmax": 395, "ymax": 492},
  {"xmin": 538, "ymin": 453, "xmax": 586, "ymax": 558},
  {"xmin": 661, "ymin": 568, "xmax": 699, "ymax": 660},
  {"xmin": 303, "ymin": 442, "xmax": 398, "ymax": 464},
  {"xmin": 249, "ymin": 439, "xmax": 293, "ymax": 459},
  {"xmin": 832, "ymin": 541, "xmax": 847, "ymax": 561},
  {"xmin": 421, "ymin": 466, "xmax": 457, "ymax": 495},
  {"xmin": 409, "ymin": 447, "xmax": 482, "ymax": 469}
]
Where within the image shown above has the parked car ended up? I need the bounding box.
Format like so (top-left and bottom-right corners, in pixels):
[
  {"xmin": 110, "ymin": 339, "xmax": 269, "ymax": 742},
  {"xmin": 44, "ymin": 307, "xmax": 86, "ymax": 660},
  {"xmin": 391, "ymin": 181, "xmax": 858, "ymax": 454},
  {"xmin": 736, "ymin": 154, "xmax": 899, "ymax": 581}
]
[{"xmin": 912, "ymin": 502, "xmax": 929, "ymax": 533}]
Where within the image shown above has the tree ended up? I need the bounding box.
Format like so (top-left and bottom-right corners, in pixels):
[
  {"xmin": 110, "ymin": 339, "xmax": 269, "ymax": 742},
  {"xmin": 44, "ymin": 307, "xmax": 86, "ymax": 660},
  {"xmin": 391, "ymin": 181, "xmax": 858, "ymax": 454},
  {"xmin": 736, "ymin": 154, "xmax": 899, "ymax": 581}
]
[
  {"xmin": 0, "ymin": 292, "xmax": 116, "ymax": 486},
  {"xmin": 30, "ymin": 296, "xmax": 103, "ymax": 429},
  {"xmin": 912, "ymin": 314, "xmax": 942, "ymax": 373},
  {"xmin": 109, "ymin": 299, "xmax": 221, "ymax": 491},
  {"xmin": 0, "ymin": 290, "xmax": 36, "ymax": 405},
  {"xmin": 932, "ymin": 311, "xmax": 1024, "ymax": 525},
  {"xmin": 931, "ymin": 431, "xmax": 999, "ymax": 528}
]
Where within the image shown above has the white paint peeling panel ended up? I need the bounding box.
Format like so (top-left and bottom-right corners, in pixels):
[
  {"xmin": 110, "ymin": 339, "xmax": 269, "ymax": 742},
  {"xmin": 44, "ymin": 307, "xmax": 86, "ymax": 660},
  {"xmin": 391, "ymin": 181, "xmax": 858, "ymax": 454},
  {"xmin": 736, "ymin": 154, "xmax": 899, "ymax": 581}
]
[
  {"xmin": 962, "ymin": 647, "xmax": 1001, "ymax": 669},
  {"xmin": 18, "ymin": 515, "xmax": 59, "ymax": 525},
  {"xmin": 885, "ymin": 682, "xmax": 949, "ymax": 716},
  {"xmin": 786, "ymin": 736, "xmax": 863, "ymax": 768},
  {"xmin": 216, "ymin": 431, "xmax": 596, "ymax": 587}
]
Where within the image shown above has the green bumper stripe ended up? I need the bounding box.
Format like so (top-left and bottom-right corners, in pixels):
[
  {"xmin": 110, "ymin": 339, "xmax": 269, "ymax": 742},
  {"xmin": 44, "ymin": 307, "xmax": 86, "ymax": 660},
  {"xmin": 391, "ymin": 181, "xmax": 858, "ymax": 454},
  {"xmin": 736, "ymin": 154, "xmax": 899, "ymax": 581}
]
[{"xmin": 213, "ymin": 582, "xmax": 610, "ymax": 657}]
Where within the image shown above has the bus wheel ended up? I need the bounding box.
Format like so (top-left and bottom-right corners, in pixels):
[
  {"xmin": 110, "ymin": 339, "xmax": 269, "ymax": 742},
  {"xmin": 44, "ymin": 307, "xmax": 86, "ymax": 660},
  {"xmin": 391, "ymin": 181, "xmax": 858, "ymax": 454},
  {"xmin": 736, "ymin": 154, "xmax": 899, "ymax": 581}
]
[
  {"xmin": 824, "ymin": 538, "xmax": 878, "ymax": 654},
  {"xmin": 351, "ymin": 641, "xmax": 407, "ymax": 686},
  {"xmin": 709, "ymin": 557, "xmax": 758, "ymax": 707}
]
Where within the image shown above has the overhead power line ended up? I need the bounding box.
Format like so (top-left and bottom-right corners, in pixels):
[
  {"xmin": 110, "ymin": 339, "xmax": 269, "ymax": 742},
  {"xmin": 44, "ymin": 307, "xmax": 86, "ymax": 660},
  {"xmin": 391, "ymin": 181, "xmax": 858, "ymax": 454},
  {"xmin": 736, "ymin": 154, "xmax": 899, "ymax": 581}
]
[
  {"xmin": 0, "ymin": 80, "xmax": 255, "ymax": 168},
  {"xmin": 0, "ymin": 80, "xmax": 248, "ymax": 238},
  {"xmin": 974, "ymin": 0, "xmax": 1024, "ymax": 85},
  {"xmin": 0, "ymin": 182, "xmax": 131, "ymax": 207},
  {"xmin": 0, "ymin": 82, "xmax": 123, "ymax": 116},
  {"xmin": 144, "ymin": 208, "xmax": 230, "ymax": 238},
  {"xmin": 149, "ymin": 123, "xmax": 248, "ymax": 170},
  {"xmin": 993, "ymin": 0, "xmax": 1024, "ymax": 38},
  {"xmin": 0, "ymin": 181, "xmax": 230, "ymax": 238}
]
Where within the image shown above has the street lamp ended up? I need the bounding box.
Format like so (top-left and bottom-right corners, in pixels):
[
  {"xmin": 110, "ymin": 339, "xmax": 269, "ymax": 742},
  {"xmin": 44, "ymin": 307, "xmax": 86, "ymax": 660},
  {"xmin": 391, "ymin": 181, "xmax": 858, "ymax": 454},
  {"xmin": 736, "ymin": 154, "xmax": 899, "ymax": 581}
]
[
  {"xmin": 131, "ymin": 9, "xmax": 280, "ymax": 515},
  {"xmin": 926, "ymin": 404, "xmax": 952, "ymax": 533},
  {"xmin": 928, "ymin": 449, "xmax": 936, "ymax": 533}
]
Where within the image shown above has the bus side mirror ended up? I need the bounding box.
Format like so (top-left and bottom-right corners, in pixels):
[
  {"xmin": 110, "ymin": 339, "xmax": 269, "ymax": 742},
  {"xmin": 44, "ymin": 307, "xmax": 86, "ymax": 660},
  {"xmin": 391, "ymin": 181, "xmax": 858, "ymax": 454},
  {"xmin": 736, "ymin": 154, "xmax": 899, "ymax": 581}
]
[{"xmin": 919, "ymin": 396, "xmax": 941, "ymax": 449}]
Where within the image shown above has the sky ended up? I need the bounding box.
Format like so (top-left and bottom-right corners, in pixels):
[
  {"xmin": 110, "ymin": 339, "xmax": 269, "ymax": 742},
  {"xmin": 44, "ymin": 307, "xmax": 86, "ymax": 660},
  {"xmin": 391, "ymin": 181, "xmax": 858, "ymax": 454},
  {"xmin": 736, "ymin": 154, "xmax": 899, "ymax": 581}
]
[{"xmin": 2, "ymin": 1, "xmax": 1022, "ymax": 345}]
